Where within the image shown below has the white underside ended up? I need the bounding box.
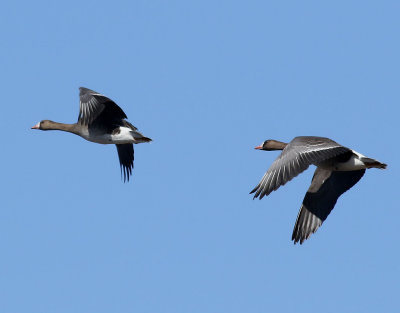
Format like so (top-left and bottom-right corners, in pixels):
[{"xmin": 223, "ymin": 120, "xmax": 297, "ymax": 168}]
[
  {"xmin": 335, "ymin": 151, "xmax": 367, "ymax": 170},
  {"xmin": 80, "ymin": 127, "xmax": 140, "ymax": 144},
  {"xmin": 319, "ymin": 150, "xmax": 368, "ymax": 171}
]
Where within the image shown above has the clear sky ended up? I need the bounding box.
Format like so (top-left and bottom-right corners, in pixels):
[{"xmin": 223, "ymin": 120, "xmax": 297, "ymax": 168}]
[{"xmin": 1, "ymin": 1, "xmax": 398, "ymax": 312}]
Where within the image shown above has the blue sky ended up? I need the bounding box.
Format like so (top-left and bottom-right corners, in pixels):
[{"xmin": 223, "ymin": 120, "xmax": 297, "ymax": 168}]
[{"xmin": 1, "ymin": 1, "xmax": 398, "ymax": 312}]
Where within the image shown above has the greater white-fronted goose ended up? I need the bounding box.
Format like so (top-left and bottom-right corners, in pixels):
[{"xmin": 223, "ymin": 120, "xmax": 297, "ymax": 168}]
[
  {"xmin": 32, "ymin": 87, "xmax": 151, "ymax": 182},
  {"xmin": 250, "ymin": 136, "xmax": 387, "ymax": 244}
]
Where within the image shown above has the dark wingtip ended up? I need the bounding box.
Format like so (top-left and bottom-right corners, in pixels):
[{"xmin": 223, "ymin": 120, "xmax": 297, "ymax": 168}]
[
  {"xmin": 292, "ymin": 227, "xmax": 306, "ymax": 245},
  {"xmin": 79, "ymin": 86, "xmax": 99, "ymax": 96},
  {"xmin": 250, "ymin": 184, "xmax": 260, "ymax": 195},
  {"xmin": 120, "ymin": 165, "xmax": 131, "ymax": 183},
  {"xmin": 292, "ymin": 230, "xmax": 310, "ymax": 245},
  {"xmin": 250, "ymin": 186, "xmax": 259, "ymax": 200},
  {"xmin": 79, "ymin": 87, "xmax": 89, "ymax": 95},
  {"xmin": 291, "ymin": 237, "xmax": 302, "ymax": 245}
]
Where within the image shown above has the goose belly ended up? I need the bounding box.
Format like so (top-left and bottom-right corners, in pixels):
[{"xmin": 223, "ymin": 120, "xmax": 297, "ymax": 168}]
[
  {"xmin": 90, "ymin": 135, "xmax": 134, "ymax": 144},
  {"xmin": 330, "ymin": 150, "xmax": 368, "ymax": 171},
  {"xmin": 80, "ymin": 127, "xmax": 135, "ymax": 144},
  {"xmin": 316, "ymin": 150, "xmax": 368, "ymax": 171},
  {"xmin": 333, "ymin": 154, "xmax": 367, "ymax": 171},
  {"xmin": 110, "ymin": 127, "xmax": 137, "ymax": 144}
]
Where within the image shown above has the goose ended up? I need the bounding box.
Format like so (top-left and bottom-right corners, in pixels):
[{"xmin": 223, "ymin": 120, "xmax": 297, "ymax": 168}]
[
  {"xmin": 250, "ymin": 136, "xmax": 387, "ymax": 244},
  {"xmin": 32, "ymin": 87, "xmax": 151, "ymax": 182}
]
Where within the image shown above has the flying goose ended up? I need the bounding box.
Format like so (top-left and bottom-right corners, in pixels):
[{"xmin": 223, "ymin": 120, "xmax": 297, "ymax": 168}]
[
  {"xmin": 250, "ymin": 136, "xmax": 386, "ymax": 244},
  {"xmin": 32, "ymin": 87, "xmax": 151, "ymax": 182}
]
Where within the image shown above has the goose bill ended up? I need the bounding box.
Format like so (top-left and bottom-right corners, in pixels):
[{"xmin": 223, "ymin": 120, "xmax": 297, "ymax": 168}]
[{"xmin": 31, "ymin": 122, "xmax": 40, "ymax": 129}]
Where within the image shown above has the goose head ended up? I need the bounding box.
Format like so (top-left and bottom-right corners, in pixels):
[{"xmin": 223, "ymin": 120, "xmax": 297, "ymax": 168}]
[
  {"xmin": 255, "ymin": 139, "xmax": 287, "ymax": 151},
  {"xmin": 31, "ymin": 120, "xmax": 56, "ymax": 130}
]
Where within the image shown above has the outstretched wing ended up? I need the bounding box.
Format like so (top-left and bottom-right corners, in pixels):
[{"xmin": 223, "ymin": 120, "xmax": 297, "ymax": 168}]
[
  {"xmin": 116, "ymin": 144, "xmax": 134, "ymax": 182},
  {"xmin": 291, "ymin": 168, "xmax": 366, "ymax": 244},
  {"xmin": 78, "ymin": 87, "xmax": 127, "ymax": 126},
  {"xmin": 251, "ymin": 137, "xmax": 350, "ymax": 199}
]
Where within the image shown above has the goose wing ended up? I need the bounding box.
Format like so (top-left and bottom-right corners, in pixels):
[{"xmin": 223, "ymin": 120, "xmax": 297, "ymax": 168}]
[
  {"xmin": 116, "ymin": 144, "xmax": 134, "ymax": 182},
  {"xmin": 292, "ymin": 168, "xmax": 365, "ymax": 244},
  {"xmin": 251, "ymin": 137, "xmax": 350, "ymax": 199},
  {"xmin": 78, "ymin": 87, "xmax": 127, "ymax": 126}
]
